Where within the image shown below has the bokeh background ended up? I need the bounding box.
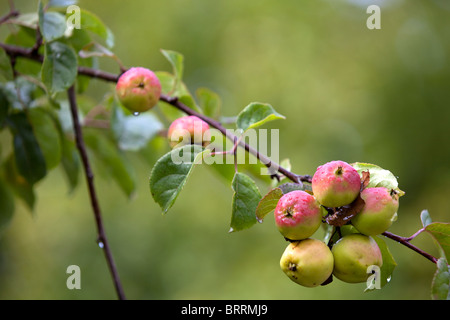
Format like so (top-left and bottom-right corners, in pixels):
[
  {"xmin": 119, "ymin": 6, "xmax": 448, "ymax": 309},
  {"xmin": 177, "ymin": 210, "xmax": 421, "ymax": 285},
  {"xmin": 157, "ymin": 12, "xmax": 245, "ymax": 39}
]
[{"xmin": 1, "ymin": 0, "xmax": 449, "ymax": 299}]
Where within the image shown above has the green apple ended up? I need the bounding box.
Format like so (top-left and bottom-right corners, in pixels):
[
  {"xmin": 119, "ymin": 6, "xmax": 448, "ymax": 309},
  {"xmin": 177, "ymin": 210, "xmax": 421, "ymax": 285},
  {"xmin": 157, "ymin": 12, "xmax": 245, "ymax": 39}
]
[
  {"xmin": 167, "ymin": 115, "xmax": 211, "ymax": 148},
  {"xmin": 274, "ymin": 190, "xmax": 322, "ymax": 240},
  {"xmin": 312, "ymin": 160, "xmax": 361, "ymax": 208},
  {"xmin": 116, "ymin": 67, "xmax": 161, "ymax": 113},
  {"xmin": 332, "ymin": 233, "xmax": 383, "ymax": 283},
  {"xmin": 280, "ymin": 239, "xmax": 334, "ymax": 287},
  {"xmin": 351, "ymin": 187, "xmax": 399, "ymax": 236}
]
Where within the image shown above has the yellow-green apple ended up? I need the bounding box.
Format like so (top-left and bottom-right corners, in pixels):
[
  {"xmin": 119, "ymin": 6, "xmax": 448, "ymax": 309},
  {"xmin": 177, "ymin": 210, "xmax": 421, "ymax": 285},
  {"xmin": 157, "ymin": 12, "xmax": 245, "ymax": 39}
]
[
  {"xmin": 332, "ymin": 233, "xmax": 383, "ymax": 283},
  {"xmin": 280, "ymin": 239, "xmax": 334, "ymax": 287}
]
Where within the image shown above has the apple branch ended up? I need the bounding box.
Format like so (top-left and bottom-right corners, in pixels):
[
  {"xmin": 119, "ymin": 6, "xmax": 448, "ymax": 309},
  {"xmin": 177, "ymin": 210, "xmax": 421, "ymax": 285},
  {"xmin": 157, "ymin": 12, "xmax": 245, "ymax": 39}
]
[
  {"xmin": 67, "ymin": 86, "xmax": 126, "ymax": 300},
  {"xmin": 0, "ymin": 41, "xmax": 439, "ymax": 266},
  {"xmin": 382, "ymin": 231, "xmax": 437, "ymax": 264}
]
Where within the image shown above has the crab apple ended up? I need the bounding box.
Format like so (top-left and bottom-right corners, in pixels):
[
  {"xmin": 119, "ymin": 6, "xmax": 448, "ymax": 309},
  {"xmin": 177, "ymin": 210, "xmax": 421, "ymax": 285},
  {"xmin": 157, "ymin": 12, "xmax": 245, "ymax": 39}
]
[
  {"xmin": 116, "ymin": 67, "xmax": 161, "ymax": 113},
  {"xmin": 331, "ymin": 233, "xmax": 383, "ymax": 283},
  {"xmin": 167, "ymin": 115, "xmax": 211, "ymax": 148},
  {"xmin": 274, "ymin": 190, "xmax": 322, "ymax": 241},
  {"xmin": 280, "ymin": 239, "xmax": 334, "ymax": 287},
  {"xmin": 312, "ymin": 160, "xmax": 361, "ymax": 208},
  {"xmin": 351, "ymin": 187, "xmax": 399, "ymax": 236}
]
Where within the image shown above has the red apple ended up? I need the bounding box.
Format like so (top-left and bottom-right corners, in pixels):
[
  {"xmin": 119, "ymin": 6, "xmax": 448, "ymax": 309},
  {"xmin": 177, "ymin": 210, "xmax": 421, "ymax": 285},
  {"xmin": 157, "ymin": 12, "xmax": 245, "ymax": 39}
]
[
  {"xmin": 116, "ymin": 67, "xmax": 161, "ymax": 113},
  {"xmin": 351, "ymin": 187, "xmax": 399, "ymax": 236},
  {"xmin": 167, "ymin": 115, "xmax": 211, "ymax": 148},
  {"xmin": 312, "ymin": 160, "xmax": 361, "ymax": 208},
  {"xmin": 274, "ymin": 190, "xmax": 322, "ymax": 240}
]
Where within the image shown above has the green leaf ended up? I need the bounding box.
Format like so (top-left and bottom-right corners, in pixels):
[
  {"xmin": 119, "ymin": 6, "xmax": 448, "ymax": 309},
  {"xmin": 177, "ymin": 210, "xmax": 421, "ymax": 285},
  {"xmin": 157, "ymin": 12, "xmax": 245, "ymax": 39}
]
[
  {"xmin": 431, "ymin": 257, "xmax": 450, "ymax": 300},
  {"xmin": 60, "ymin": 136, "xmax": 80, "ymax": 193},
  {"xmin": 196, "ymin": 87, "xmax": 221, "ymax": 120},
  {"xmin": 76, "ymin": 9, "xmax": 114, "ymax": 48},
  {"xmin": 155, "ymin": 71, "xmax": 176, "ymax": 94},
  {"xmin": 2, "ymin": 156, "xmax": 36, "ymax": 210},
  {"xmin": 230, "ymin": 172, "xmax": 262, "ymax": 232},
  {"xmin": 425, "ymin": 222, "xmax": 450, "ymax": 261},
  {"xmin": 149, "ymin": 145, "xmax": 205, "ymax": 214},
  {"xmin": 6, "ymin": 113, "xmax": 47, "ymax": 185},
  {"xmin": 161, "ymin": 49, "xmax": 184, "ymax": 82},
  {"xmin": 236, "ymin": 102, "xmax": 285, "ymax": 132},
  {"xmin": 84, "ymin": 131, "xmax": 136, "ymax": 198},
  {"xmin": 1, "ymin": 77, "xmax": 36, "ymax": 110},
  {"xmin": 7, "ymin": 13, "xmax": 39, "ymax": 29},
  {"xmin": 155, "ymin": 70, "xmax": 202, "ymax": 114},
  {"xmin": 41, "ymin": 41, "xmax": 78, "ymax": 94},
  {"xmin": 421, "ymin": 209, "xmax": 432, "ymax": 227},
  {"xmin": 28, "ymin": 108, "xmax": 62, "ymax": 170},
  {"xmin": 0, "ymin": 177, "xmax": 15, "ymax": 233},
  {"xmin": 38, "ymin": 1, "xmax": 67, "ymax": 42},
  {"xmin": 0, "ymin": 47, "xmax": 14, "ymax": 82},
  {"xmin": 0, "ymin": 89, "xmax": 8, "ymax": 126},
  {"xmin": 351, "ymin": 162, "xmax": 405, "ymax": 197},
  {"xmin": 111, "ymin": 102, "xmax": 164, "ymax": 151},
  {"xmin": 255, "ymin": 187, "xmax": 282, "ymax": 222},
  {"xmin": 373, "ymin": 235, "xmax": 397, "ymax": 289}
]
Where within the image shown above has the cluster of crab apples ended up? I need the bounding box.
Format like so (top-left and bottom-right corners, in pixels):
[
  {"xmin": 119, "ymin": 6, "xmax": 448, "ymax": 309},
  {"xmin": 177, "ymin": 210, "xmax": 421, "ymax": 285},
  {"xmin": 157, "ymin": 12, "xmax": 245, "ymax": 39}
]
[
  {"xmin": 115, "ymin": 67, "xmax": 400, "ymax": 288},
  {"xmin": 276, "ymin": 160, "xmax": 399, "ymax": 287}
]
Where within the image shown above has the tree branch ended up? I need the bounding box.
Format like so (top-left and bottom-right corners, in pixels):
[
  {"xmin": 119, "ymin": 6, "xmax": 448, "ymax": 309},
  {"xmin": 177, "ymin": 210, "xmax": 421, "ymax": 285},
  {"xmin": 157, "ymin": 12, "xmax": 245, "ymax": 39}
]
[
  {"xmin": 0, "ymin": 42, "xmax": 308, "ymax": 184},
  {"xmin": 2, "ymin": 41, "xmax": 440, "ymax": 268},
  {"xmin": 67, "ymin": 86, "xmax": 126, "ymax": 300},
  {"xmin": 0, "ymin": 7, "xmax": 19, "ymax": 25},
  {"xmin": 382, "ymin": 231, "xmax": 438, "ymax": 264}
]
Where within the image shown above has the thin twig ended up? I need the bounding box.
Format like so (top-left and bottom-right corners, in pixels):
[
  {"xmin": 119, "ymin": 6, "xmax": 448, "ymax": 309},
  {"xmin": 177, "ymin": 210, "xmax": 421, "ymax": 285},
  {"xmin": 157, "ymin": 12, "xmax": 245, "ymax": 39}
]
[
  {"xmin": 67, "ymin": 86, "xmax": 126, "ymax": 300},
  {"xmin": 382, "ymin": 231, "xmax": 437, "ymax": 264},
  {"xmin": 0, "ymin": 7, "xmax": 19, "ymax": 25}
]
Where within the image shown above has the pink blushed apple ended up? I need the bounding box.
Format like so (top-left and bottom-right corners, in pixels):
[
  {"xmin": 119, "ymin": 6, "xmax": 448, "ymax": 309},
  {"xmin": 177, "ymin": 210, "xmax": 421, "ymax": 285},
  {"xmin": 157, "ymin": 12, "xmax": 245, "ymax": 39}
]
[
  {"xmin": 116, "ymin": 67, "xmax": 161, "ymax": 113},
  {"xmin": 312, "ymin": 160, "xmax": 361, "ymax": 208},
  {"xmin": 351, "ymin": 187, "xmax": 399, "ymax": 236},
  {"xmin": 167, "ymin": 115, "xmax": 211, "ymax": 148},
  {"xmin": 274, "ymin": 190, "xmax": 322, "ymax": 240}
]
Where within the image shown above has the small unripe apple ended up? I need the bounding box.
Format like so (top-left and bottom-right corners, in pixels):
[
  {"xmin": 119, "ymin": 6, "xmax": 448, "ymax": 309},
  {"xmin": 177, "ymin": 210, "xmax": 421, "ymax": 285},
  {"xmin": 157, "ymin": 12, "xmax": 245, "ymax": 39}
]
[
  {"xmin": 274, "ymin": 190, "xmax": 322, "ymax": 240},
  {"xmin": 312, "ymin": 160, "xmax": 361, "ymax": 208},
  {"xmin": 280, "ymin": 239, "xmax": 334, "ymax": 287},
  {"xmin": 116, "ymin": 67, "xmax": 161, "ymax": 113},
  {"xmin": 332, "ymin": 233, "xmax": 383, "ymax": 283},
  {"xmin": 351, "ymin": 187, "xmax": 399, "ymax": 236},
  {"xmin": 167, "ymin": 115, "xmax": 211, "ymax": 148}
]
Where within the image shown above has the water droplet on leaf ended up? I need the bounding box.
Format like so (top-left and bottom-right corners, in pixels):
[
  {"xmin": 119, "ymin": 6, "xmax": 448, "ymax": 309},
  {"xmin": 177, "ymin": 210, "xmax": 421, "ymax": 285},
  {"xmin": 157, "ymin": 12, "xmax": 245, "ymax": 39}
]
[{"xmin": 133, "ymin": 112, "xmax": 140, "ymax": 116}]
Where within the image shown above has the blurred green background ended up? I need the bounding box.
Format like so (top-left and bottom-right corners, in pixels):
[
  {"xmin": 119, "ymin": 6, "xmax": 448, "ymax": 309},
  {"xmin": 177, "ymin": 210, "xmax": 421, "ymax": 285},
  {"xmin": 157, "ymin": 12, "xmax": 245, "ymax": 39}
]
[{"xmin": 1, "ymin": 0, "xmax": 449, "ymax": 299}]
